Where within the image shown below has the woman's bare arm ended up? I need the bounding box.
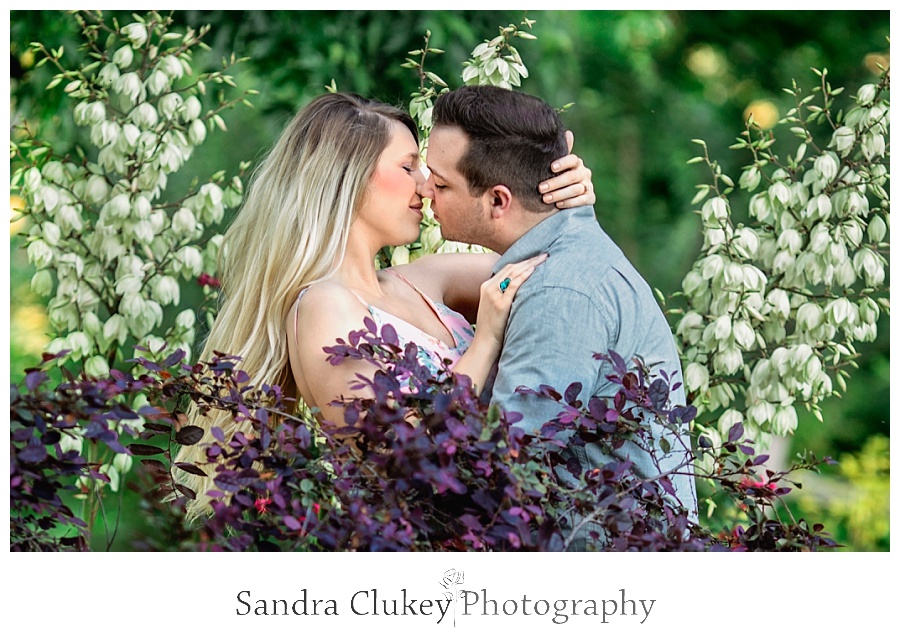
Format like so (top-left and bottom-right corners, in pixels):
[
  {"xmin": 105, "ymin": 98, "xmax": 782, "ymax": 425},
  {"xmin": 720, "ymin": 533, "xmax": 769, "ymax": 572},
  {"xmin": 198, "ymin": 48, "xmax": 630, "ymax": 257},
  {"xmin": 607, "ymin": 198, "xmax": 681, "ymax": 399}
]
[
  {"xmin": 392, "ymin": 252, "xmax": 497, "ymax": 323},
  {"xmin": 291, "ymin": 283, "xmax": 382, "ymax": 427},
  {"xmin": 291, "ymin": 254, "xmax": 545, "ymax": 423}
]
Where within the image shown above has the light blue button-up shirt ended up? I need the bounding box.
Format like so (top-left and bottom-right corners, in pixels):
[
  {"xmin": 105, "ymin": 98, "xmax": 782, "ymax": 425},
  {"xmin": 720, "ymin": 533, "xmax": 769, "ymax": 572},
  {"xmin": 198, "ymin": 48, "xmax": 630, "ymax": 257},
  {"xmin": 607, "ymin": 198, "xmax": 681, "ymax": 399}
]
[{"xmin": 490, "ymin": 205, "xmax": 697, "ymax": 547}]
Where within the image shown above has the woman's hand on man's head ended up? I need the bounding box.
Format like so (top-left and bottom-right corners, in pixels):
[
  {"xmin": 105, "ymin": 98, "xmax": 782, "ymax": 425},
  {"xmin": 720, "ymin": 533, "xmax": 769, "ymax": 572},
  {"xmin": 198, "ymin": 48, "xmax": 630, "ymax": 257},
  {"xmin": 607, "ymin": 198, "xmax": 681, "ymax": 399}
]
[{"xmin": 539, "ymin": 130, "xmax": 595, "ymax": 210}]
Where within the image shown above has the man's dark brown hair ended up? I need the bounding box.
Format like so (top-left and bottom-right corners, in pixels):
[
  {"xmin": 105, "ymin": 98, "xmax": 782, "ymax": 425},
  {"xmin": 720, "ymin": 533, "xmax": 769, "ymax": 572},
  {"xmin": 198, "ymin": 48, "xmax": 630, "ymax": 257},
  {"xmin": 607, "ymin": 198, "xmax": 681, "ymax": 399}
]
[{"xmin": 432, "ymin": 85, "xmax": 568, "ymax": 212}]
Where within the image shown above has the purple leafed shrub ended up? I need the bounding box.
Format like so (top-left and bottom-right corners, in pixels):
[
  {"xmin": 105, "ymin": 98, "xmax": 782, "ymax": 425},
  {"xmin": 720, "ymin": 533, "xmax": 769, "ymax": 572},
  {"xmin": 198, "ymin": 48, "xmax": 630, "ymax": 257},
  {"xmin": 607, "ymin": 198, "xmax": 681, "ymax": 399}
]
[
  {"xmin": 10, "ymin": 351, "xmax": 162, "ymax": 551},
  {"xmin": 9, "ymin": 326, "xmax": 839, "ymax": 552}
]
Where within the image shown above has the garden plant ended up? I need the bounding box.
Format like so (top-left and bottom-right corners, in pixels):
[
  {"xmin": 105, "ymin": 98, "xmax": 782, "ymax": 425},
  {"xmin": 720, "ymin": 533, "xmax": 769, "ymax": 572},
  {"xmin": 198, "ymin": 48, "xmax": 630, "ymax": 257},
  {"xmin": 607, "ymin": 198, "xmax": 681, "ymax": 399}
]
[{"xmin": 9, "ymin": 10, "xmax": 890, "ymax": 551}]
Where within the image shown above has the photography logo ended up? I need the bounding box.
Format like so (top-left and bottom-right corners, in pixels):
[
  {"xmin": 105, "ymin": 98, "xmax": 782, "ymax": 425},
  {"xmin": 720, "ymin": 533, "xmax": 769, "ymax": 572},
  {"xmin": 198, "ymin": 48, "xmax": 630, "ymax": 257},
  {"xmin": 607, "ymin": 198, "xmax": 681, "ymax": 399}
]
[
  {"xmin": 433, "ymin": 568, "xmax": 658, "ymax": 626},
  {"xmin": 438, "ymin": 568, "xmax": 465, "ymax": 627}
]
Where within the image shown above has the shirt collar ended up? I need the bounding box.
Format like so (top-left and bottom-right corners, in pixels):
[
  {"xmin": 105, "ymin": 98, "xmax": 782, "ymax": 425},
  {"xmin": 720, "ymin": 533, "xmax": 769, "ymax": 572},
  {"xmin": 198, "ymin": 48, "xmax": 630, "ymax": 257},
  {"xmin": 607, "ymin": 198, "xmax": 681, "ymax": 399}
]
[{"xmin": 492, "ymin": 205, "xmax": 597, "ymax": 273}]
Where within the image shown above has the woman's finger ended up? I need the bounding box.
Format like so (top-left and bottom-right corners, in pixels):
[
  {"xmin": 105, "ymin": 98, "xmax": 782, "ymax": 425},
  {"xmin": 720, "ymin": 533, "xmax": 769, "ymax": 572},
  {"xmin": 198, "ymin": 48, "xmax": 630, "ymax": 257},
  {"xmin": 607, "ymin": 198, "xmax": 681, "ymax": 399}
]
[
  {"xmin": 543, "ymin": 164, "xmax": 594, "ymax": 207},
  {"xmin": 496, "ymin": 265, "xmax": 536, "ymax": 298},
  {"xmin": 546, "ymin": 153, "xmax": 582, "ymax": 176},
  {"xmin": 545, "ymin": 187, "xmax": 595, "ymax": 207},
  {"xmin": 543, "ymin": 183, "xmax": 588, "ymax": 203},
  {"xmin": 540, "ymin": 164, "xmax": 590, "ymax": 202},
  {"xmin": 502, "ymin": 253, "xmax": 547, "ymax": 278},
  {"xmin": 494, "ymin": 254, "xmax": 546, "ymax": 293}
]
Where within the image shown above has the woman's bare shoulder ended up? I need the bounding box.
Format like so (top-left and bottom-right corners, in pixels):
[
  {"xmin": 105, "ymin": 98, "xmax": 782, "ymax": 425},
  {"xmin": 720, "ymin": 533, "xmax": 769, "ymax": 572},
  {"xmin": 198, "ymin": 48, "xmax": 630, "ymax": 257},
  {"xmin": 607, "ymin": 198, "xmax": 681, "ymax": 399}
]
[
  {"xmin": 296, "ymin": 281, "xmax": 362, "ymax": 308},
  {"xmin": 291, "ymin": 282, "xmax": 370, "ymax": 341}
]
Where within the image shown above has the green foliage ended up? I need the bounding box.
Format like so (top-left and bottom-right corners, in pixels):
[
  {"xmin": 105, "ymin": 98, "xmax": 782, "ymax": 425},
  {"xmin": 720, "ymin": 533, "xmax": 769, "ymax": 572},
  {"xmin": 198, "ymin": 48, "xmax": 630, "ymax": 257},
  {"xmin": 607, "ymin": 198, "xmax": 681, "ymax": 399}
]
[
  {"xmin": 11, "ymin": 10, "xmax": 252, "ymax": 376},
  {"xmin": 171, "ymin": 10, "xmax": 514, "ymax": 111},
  {"xmin": 793, "ymin": 434, "xmax": 890, "ymax": 551},
  {"xmin": 9, "ymin": 10, "xmax": 890, "ymax": 551}
]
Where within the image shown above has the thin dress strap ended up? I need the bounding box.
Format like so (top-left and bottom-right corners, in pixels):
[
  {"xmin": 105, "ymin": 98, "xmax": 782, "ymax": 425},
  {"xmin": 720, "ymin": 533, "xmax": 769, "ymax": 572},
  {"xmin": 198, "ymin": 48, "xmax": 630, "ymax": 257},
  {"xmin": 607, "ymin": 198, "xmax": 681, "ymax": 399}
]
[
  {"xmin": 384, "ymin": 267, "xmax": 417, "ymax": 290},
  {"xmin": 294, "ymin": 285, "xmax": 372, "ymax": 340},
  {"xmin": 294, "ymin": 289, "xmax": 306, "ymax": 342},
  {"xmin": 384, "ymin": 268, "xmax": 439, "ymax": 311},
  {"xmin": 383, "ymin": 268, "xmax": 460, "ymax": 348}
]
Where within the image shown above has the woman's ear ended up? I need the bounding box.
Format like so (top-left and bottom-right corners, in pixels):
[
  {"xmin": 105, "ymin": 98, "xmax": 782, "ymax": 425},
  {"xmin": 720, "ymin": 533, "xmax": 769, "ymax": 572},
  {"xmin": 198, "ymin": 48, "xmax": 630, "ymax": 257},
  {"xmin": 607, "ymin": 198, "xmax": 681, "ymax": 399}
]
[{"xmin": 487, "ymin": 184, "xmax": 513, "ymax": 219}]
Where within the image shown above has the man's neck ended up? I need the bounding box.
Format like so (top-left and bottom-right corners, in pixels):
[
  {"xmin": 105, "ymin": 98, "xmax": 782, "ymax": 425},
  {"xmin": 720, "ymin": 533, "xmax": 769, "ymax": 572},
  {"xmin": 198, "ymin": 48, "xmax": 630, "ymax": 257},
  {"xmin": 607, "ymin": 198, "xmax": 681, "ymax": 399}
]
[{"xmin": 493, "ymin": 206, "xmax": 558, "ymax": 255}]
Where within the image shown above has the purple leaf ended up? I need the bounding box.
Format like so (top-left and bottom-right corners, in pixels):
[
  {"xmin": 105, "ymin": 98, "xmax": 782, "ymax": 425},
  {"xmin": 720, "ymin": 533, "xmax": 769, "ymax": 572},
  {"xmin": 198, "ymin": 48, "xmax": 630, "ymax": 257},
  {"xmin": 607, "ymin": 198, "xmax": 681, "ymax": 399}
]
[
  {"xmin": 174, "ymin": 483, "xmax": 196, "ymax": 500},
  {"xmin": 19, "ymin": 442, "xmax": 47, "ymax": 463},
  {"xmin": 174, "ymin": 425, "xmax": 205, "ymax": 446},
  {"xmin": 659, "ymin": 476, "xmax": 676, "ymax": 497},
  {"xmin": 24, "ymin": 370, "xmax": 49, "ymax": 392},
  {"xmin": 564, "ymin": 381, "xmax": 583, "ymax": 404},
  {"xmin": 173, "ymin": 462, "xmax": 208, "ymax": 477},
  {"xmin": 128, "ymin": 443, "xmax": 165, "ymax": 456},
  {"xmin": 382, "ymin": 323, "xmax": 399, "ymax": 346},
  {"xmin": 728, "ymin": 422, "xmax": 744, "ymax": 443}
]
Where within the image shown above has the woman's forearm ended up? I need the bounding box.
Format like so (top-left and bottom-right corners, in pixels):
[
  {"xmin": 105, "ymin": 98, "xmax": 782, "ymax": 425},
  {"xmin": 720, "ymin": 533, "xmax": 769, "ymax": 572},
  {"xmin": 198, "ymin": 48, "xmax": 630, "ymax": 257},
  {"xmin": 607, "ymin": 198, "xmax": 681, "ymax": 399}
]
[{"xmin": 450, "ymin": 332, "xmax": 501, "ymax": 392}]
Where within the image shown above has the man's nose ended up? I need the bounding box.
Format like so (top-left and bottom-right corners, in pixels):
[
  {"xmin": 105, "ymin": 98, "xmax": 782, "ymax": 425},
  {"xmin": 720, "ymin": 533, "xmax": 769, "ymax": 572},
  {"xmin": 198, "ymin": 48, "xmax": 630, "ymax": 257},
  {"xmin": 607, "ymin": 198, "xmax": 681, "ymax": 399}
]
[{"xmin": 420, "ymin": 173, "xmax": 435, "ymax": 199}]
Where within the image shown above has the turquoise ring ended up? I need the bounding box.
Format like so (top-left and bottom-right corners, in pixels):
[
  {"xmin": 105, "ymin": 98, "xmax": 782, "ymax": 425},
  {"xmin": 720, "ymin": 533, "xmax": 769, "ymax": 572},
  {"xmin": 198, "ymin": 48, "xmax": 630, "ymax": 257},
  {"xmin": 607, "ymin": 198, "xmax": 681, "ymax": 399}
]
[{"xmin": 499, "ymin": 277, "xmax": 511, "ymax": 293}]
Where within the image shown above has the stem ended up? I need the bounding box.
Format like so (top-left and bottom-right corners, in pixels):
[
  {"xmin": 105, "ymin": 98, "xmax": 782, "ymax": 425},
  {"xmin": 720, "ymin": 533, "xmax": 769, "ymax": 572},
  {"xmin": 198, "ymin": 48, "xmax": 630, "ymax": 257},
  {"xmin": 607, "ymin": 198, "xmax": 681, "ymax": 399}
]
[
  {"xmin": 416, "ymin": 33, "xmax": 431, "ymax": 95},
  {"xmin": 83, "ymin": 441, "xmax": 100, "ymax": 543}
]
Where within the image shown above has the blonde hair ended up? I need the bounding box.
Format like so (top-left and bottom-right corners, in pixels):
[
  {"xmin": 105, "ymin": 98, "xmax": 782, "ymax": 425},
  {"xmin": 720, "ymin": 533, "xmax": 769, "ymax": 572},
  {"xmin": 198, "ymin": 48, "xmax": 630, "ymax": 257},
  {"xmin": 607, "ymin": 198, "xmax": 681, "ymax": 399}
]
[{"xmin": 173, "ymin": 93, "xmax": 418, "ymax": 520}]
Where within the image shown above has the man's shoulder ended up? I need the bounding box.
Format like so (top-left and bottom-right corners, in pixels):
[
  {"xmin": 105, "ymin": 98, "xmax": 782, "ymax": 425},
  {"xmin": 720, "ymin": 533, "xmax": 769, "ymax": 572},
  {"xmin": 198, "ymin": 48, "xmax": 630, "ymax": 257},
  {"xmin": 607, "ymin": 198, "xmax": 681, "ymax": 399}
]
[
  {"xmin": 547, "ymin": 210, "xmax": 621, "ymax": 263},
  {"xmin": 531, "ymin": 215, "xmax": 660, "ymax": 324},
  {"xmin": 540, "ymin": 222, "xmax": 631, "ymax": 292}
]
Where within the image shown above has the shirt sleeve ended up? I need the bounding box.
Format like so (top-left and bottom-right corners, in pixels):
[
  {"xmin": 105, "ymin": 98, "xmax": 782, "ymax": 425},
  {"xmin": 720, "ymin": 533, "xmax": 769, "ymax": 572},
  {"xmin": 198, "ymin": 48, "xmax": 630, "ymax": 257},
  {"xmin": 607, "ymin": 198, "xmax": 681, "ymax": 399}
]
[{"xmin": 490, "ymin": 286, "xmax": 613, "ymax": 433}]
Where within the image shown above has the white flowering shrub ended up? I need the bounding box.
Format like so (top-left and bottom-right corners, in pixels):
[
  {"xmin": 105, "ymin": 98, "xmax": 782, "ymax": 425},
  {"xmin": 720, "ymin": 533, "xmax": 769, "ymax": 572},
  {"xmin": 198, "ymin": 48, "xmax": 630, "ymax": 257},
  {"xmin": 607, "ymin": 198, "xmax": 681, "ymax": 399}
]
[
  {"xmin": 11, "ymin": 11, "xmax": 252, "ymax": 375},
  {"xmin": 676, "ymin": 67, "xmax": 890, "ymax": 446},
  {"xmin": 11, "ymin": 13, "xmax": 888, "ymax": 541}
]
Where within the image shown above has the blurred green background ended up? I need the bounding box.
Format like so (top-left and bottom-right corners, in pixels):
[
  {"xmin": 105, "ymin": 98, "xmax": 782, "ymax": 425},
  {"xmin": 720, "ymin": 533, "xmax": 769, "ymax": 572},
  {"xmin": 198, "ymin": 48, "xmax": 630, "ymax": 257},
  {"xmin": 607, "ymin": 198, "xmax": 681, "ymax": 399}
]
[{"xmin": 9, "ymin": 10, "xmax": 890, "ymax": 551}]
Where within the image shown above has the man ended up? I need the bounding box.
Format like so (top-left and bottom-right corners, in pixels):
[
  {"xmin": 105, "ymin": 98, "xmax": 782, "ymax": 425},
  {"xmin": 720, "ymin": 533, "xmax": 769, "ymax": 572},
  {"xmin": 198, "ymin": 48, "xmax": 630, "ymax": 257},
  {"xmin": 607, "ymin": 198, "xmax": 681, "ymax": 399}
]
[{"xmin": 422, "ymin": 85, "xmax": 697, "ymax": 549}]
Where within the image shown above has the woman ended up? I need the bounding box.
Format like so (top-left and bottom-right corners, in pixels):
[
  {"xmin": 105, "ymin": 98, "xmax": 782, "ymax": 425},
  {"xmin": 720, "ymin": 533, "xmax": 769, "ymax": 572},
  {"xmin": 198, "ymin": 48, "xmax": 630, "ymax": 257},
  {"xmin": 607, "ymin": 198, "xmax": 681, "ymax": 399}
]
[{"xmin": 174, "ymin": 93, "xmax": 594, "ymax": 518}]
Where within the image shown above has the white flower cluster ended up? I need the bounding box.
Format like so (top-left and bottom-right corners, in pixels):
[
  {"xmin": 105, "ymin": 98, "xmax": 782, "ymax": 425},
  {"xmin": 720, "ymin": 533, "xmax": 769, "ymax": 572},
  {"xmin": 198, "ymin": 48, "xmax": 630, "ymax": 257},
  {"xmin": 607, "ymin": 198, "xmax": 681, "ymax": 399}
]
[
  {"xmin": 678, "ymin": 74, "xmax": 890, "ymax": 442},
  {"xmin": 16, "ymin": 17, "xmax": 245, "ymax": 376},
  {"xmin": 460, "ymin": 25, "xmax": 533, "ymax": 90},
  {"xmin": 462, "ymin": 38, "xmax": 531, "ymax": 89}
]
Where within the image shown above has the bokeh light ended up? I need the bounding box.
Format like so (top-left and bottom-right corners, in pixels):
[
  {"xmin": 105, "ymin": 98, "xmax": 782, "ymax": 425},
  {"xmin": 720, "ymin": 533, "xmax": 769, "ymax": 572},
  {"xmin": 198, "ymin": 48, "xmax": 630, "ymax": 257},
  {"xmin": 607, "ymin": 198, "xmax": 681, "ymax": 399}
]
[
  {"xmin": 864, "ymin": 51, "xmax": 889, "ymax": 74},
  {"xmin": 743, "ymin": 99, "xmax": 780, "ymax": 130},
  {"xmin": 10, "ymin": 194, "xmax": 27, "ymax": 236},
  {"xmin": 12, "ymin": 304, "xmax": 51, "ymax": 355},
  {"xmin": 685, "ymin": 44, "xmax": 726, "ymax": 79}
]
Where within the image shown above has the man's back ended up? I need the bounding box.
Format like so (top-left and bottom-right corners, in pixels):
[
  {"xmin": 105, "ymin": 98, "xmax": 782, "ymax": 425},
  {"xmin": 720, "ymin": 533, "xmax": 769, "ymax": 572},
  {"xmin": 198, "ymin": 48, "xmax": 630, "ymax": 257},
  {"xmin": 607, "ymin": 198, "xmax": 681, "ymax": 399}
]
[{"xmin": 490, "ymin": 205, "xmax": 697, "ymax": 547}]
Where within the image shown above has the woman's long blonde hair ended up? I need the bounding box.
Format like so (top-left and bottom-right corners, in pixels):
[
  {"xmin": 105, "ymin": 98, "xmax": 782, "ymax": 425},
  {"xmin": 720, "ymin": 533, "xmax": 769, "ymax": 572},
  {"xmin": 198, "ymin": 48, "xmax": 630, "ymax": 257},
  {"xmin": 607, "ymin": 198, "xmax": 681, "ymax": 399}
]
[{"xmin": 173, "ymin": 93, "xmax": 418, "ymax": 520}]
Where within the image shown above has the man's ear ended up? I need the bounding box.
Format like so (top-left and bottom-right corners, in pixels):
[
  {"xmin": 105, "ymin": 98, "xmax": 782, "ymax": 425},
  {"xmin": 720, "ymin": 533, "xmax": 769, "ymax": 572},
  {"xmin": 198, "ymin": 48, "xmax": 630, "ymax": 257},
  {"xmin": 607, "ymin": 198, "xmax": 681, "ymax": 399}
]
[{"xmin": 486, "ymin": 184, "xmax": 513, "ymax": 220}]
